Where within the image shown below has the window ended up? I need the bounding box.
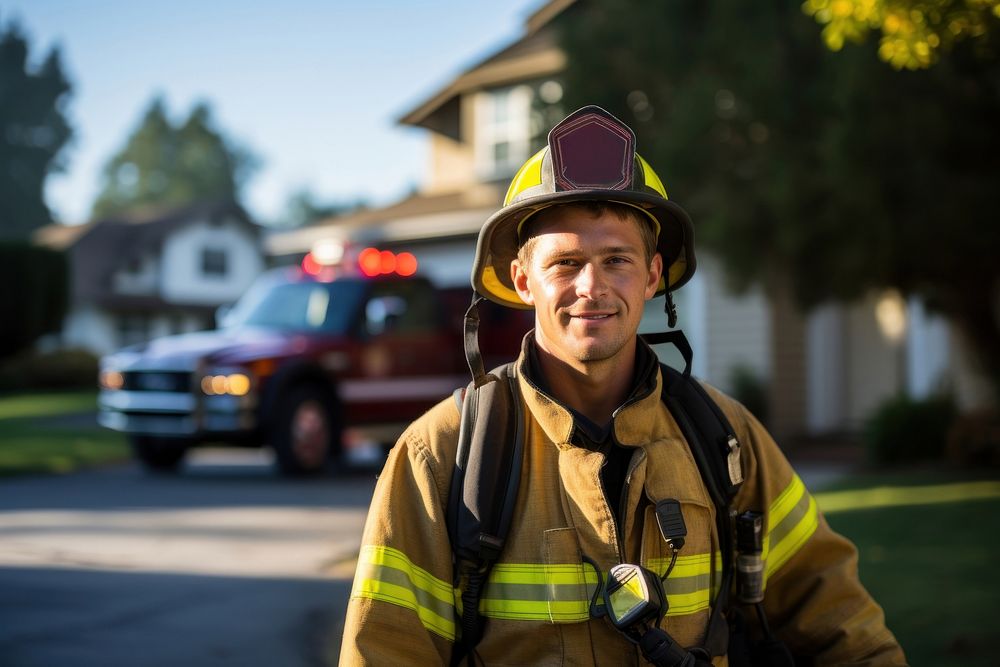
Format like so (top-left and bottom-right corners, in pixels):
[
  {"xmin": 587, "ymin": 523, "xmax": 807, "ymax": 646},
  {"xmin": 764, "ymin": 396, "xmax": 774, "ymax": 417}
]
[
  {"xmin": 475, "ymin": 86, "xmax": 532, "ymax": 180},
  {"xmin": 201, "ymin": 248, "xmax": 228, "ymax": 277},
  {"xmin": 365, "ymin": 281, "xmax": 438, "ymax": 336}
]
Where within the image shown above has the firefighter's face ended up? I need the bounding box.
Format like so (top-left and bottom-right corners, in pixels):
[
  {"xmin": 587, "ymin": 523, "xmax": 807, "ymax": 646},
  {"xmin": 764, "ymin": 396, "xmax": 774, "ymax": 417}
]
[{"xmin": 511, "ymin": 205, "xmax": 662, "ymax": 369}]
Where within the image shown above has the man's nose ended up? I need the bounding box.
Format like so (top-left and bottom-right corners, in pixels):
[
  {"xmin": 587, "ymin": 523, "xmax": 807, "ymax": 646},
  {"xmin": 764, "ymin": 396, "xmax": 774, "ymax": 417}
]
[{"xmin": 575, "ymin": 263, "xmax": 608, "ymax": 299}]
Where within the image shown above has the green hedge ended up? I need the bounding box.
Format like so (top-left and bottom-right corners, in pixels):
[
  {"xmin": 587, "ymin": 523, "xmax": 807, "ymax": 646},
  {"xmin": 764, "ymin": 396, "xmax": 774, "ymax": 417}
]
[
  {"xmin": 0, "ymin": 349, "xmax": 99, "ymax": 393},
  {"xmin": 729, "ymin": 364, "xmax": 769, "ymax": 426},
  {"xmin": 0, "ymin": 242, "xmax": 68, "ymax": 356},
  {"xmin": 863, "ymin": 393, "xmax": 957, "ymax": 465}
]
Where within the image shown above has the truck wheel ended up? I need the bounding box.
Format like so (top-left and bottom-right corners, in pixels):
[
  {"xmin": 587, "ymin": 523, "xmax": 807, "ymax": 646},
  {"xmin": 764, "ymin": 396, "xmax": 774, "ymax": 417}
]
[
  {"xmin": 130, "ymin": 435, "xmax": 188, "ymax": 472},
  {"xmin": 272, "ymin": 385, "xmax": 342, "ymax": 476}
]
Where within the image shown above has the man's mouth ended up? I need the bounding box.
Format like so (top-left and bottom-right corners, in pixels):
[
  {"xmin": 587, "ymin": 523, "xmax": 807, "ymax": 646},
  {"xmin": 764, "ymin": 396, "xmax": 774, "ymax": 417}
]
[{"xmin": 571, "ymin": 312, "xmax": 615, "ymax": 321}]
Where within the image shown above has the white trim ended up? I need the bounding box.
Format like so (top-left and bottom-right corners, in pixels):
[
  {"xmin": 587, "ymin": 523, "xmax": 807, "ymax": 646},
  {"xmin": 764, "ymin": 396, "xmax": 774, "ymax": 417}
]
[{"xmin": 340, "ymin": 375, "xmax": 469, "ymax": 402}]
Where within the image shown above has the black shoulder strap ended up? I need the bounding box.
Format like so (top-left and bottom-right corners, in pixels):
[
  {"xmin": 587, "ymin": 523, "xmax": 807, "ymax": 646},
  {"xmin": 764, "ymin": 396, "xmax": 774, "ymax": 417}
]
[
  {"xmin": 643, "ymin": 330, "xmax": 743, "ymax": 505},
  {"xmin": 447, "ymin": 361, "xmax": 523, "ymax": 666},
  {"xmin": 646, "ymin": 331, "xmax": 743, "ymax": 657}
]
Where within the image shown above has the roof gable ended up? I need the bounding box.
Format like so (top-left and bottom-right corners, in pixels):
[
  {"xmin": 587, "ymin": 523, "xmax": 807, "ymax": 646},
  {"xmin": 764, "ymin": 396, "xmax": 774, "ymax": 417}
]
[{"xmin": 397, "ymin": 0, "xmax": 574, "ymax": 135}]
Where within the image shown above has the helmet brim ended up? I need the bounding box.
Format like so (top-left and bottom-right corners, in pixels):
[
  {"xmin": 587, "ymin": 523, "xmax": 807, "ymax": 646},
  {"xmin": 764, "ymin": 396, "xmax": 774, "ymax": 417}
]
[{"xmin": 472, "ymin": 189, "xmax": 696, "ymax": 309}]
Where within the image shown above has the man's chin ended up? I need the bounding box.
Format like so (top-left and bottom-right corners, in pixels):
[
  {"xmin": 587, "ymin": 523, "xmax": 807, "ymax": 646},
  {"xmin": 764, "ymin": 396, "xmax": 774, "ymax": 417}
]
[{"xmin": 570, "ymin": 339, "xmax": 622, "ymax": 363}]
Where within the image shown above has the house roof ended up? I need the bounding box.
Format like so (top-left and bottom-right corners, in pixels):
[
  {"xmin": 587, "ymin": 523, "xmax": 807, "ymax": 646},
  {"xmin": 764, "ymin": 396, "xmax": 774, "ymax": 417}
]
[
  {"xmin": 397, "ymin": 0, "xmax": 574, "ymax": 135},
  {"xmin": 36, "ymin": 199, "xmax": 258, "ymax": 304},
  {"xmin": 265, "ymin": 184, "xmax": 504, "ymax": 257}
]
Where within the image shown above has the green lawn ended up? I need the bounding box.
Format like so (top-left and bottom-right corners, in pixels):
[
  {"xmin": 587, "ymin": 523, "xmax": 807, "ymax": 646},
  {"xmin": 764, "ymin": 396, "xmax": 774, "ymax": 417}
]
[
  {"xmin": 815, "ymin": 470, "xmax": 1000, "ymax": 667},
  {"xmin": 0, "ymin": 391, "xmax": 128, "ymax": 476}
]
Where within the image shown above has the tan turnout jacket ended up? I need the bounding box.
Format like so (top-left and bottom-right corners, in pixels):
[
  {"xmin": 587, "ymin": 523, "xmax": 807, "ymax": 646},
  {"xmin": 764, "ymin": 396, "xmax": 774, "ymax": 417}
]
[{"xmin": 340, "ymin": 342, "xmax": 906, "ymax": 666}]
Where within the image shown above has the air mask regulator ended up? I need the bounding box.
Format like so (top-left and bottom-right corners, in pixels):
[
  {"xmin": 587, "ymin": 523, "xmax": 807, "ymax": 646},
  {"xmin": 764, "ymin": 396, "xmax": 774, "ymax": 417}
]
[{"xmin": 589, "ymin": 500, "xmax": 708, "ymax": 667}]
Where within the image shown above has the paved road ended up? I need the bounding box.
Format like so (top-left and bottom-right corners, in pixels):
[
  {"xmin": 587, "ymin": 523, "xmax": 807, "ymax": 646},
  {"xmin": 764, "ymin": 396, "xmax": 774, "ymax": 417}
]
[{"xmin": 0, "ymin": 450, "xmax": 379, "ymax": 667}]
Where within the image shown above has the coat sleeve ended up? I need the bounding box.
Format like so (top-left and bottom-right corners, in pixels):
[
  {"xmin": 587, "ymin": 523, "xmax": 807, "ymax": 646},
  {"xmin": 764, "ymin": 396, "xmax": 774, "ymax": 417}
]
[
  {"xmin": 720, "ymin": 396, "xmax": 908, "ymax": 666},
  {"xmin": 339, "ymin": 400, "xmax": 459, "ymax": 666}
]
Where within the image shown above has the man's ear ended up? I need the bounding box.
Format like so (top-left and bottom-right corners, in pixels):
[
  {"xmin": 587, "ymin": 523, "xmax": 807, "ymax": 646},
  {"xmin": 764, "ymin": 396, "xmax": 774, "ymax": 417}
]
[
  {"xmin": 511, "ymin": 259, "xmax": 535, "ymax": 306},
  {"xmin": 645, "ymin": 253, "xmax": 664, "ymax": 300}
]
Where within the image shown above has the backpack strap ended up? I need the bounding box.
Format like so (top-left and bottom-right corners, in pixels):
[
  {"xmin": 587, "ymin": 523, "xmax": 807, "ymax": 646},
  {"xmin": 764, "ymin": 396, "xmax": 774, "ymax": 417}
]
[
  {"xmin": 447, "ymin": 361, "xmax": 523, "ymax": 666},
  {"xmin": 647, "ymin": 331, "xmax": 744, "ymax": 657}
]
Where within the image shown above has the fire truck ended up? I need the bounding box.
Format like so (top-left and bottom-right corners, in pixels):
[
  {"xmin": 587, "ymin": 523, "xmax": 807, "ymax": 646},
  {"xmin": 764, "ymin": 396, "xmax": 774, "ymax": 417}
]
[{"xmin": 97, "ymin": 247, "xmax": 531, "ymax": 475}]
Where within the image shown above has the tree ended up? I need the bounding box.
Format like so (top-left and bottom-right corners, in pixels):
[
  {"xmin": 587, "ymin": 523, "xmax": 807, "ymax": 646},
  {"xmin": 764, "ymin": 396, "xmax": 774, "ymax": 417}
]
[
  {"xmin": 0, "ymin": 20, "xmax": 73, "ymax": 240},
  {"xmin": 557, "ymin": 0, "xmax": 1000, "ymax": 397},
  {"xmin": 277, "ymin": 188, "xmax": 367, "ymax": 229},
  {"xmin": 91, "ymin": 97, "xmax": 258, "ymax": 218},
  {"xmin": 804, "ymin": 0, "xmax": 1000, "ymax": 69}
]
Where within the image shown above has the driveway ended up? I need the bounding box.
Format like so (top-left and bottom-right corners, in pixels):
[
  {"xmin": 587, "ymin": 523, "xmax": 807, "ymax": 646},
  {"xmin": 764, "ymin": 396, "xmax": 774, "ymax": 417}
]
[{"xmin": 0, "ymin": 450, "xmax": 378, "ymax": 666}]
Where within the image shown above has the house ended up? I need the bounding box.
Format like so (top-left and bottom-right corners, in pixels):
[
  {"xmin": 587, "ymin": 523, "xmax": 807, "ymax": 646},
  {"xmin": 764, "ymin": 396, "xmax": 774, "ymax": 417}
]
[
  {"xmin": 266, "ymin": 0, "xmax": 989, "ymax": 441},
  {"xmin": 35, "ymin": 199, "xmax": 265, "ymax": 356}
]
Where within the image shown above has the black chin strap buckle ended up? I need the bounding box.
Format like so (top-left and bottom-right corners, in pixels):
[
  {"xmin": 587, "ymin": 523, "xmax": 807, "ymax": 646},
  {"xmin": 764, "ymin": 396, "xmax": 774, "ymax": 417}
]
[{"xmin": 665, "ymin": 291, "xmax": 678, "ymax": 329}]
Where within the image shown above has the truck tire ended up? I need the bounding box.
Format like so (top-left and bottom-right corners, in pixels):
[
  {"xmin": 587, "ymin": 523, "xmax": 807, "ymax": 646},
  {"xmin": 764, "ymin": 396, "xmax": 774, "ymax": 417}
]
[
  {"xmin": 271, "ymin": 384, "xmax": 342, "ymax": 476},
  {"xmin": 130, "ymin": 435, "xmax": 188, "ymax": 472}
]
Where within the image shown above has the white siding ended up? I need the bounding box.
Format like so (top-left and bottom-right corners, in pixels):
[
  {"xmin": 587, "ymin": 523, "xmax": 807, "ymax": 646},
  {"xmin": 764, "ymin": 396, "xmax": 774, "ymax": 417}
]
[
  {"xmin": 806, "ymin": 304, "xmax": 848, "ymax": 434},
  {"xmin": 701, "ymin": 254, "xmax": 770, "ymax": 393},
  {"xmin": 160, "ymin": 218, "xmax": 263, "ymax": 305},
  {"xmin": 639, "ymin": 252, "xmax": 769, "ymax": 395},
  {"xmin": 62, "ymin": 305, "xmax": 120, "ymax": 356},
  {"xmin": 906, "ymin": 298, "xmax": 950, "ymax": 399}
]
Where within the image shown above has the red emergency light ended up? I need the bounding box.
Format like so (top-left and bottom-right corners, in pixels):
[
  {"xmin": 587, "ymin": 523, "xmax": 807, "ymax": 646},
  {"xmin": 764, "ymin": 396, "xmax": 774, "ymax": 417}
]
[
  {"xmin": 358, "ymin": 247, "xmax": 418, "ymax": 277},
  {"xmin": 301, "ymin": 252, "xmax": 323, "ymax": 276}
]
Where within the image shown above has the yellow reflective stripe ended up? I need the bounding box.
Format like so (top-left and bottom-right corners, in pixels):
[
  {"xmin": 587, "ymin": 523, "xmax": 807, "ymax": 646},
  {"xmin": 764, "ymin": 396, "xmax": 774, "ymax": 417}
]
[
  {"xmin": 763, "ymin": 475, "xmax": 819, "ymax": 581},
  {"xmin": 504, "ymin": 147, "xmax": 547, "ymax": 204},
  {"xmin": 648, "ymin": 552, "xmax": 720, "ymax": 616},
  {"xmin": 489, "ymin": 562, "xmax": 599, "ymax": 586},
  {"xmin": 352, "ymin": 545, "xmax": 457, "ymax": 640},
  {"xmin": 480, "ymin": 562, "xmax": 598, "ymax": 622},
  {"xmin": 481, "ymin": 597, "xmax": 591, "ymax": 621}
]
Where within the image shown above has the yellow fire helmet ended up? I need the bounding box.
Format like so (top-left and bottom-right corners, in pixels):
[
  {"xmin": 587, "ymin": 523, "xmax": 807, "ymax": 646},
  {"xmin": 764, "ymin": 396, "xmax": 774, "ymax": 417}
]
[{"xmin": 471, "ymin": 105, "xmax": 696, "ymax": 310}]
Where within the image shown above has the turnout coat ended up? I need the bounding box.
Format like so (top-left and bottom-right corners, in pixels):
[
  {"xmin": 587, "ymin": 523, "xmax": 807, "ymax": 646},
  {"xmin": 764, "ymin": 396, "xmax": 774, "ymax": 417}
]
[{"xmin": 339, "ymin": 340, "xmax": 906, "ymax": 666}]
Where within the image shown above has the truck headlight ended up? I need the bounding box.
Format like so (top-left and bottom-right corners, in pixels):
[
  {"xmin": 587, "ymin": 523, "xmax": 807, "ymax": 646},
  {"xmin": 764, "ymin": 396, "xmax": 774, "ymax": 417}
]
[
  {"xmin": 99, "ymin": 370, "xmax": 124, "ymax": 390},
  {"xmin": 200, "ymin": 372, "xmax": 252, "ymax": 396}
]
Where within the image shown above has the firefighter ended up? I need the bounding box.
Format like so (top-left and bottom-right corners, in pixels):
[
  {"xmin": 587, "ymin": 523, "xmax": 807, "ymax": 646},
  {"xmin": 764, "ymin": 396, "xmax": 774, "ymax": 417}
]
[{"xmin": 340, "ymin": 106, "xmax": 906, "ymax": 665}]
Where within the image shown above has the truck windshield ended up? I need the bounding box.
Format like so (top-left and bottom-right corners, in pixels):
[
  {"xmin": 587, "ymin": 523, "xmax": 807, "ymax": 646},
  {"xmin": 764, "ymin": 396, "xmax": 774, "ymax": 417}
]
[{"xmin": 225, "ymin": 277, "xmax": 366, "ymax": 333}]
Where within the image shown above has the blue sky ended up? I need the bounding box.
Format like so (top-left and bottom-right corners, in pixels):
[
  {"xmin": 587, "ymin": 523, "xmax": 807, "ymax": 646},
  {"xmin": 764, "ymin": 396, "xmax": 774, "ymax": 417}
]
[{"xmin": 4, "ymin": 0, "xmax": 542, "ymax": 225}]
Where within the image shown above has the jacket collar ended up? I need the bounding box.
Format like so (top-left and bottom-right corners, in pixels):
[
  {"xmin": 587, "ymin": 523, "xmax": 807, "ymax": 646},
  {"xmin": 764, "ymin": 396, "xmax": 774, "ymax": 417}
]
[{"xmin": 516, "ymin": 333, "xmax": 663, "ymax": 448}]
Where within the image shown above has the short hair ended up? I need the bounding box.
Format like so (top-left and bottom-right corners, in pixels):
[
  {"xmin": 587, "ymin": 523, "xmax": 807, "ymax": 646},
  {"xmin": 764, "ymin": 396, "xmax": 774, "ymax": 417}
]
[{"xmin": 516, "ymin": 201, "xmax": 658, "ymax": 267}]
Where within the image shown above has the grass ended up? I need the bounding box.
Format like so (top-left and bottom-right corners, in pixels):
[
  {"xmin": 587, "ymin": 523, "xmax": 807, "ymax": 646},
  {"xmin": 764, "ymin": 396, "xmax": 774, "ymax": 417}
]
[
  {"xmin": 815, "ymin": 469, "xmax": 1000, "ymax": 667},
  {"xmin": 0, "ymin": 391, "xmax": 128, "ymax": 476}
]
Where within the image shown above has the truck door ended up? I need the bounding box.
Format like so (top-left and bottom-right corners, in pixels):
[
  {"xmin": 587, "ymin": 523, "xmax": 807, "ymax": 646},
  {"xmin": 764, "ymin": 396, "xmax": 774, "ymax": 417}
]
[{"xmin": 349, "ymin": 279, "xmax": 465, "ymax": 420}]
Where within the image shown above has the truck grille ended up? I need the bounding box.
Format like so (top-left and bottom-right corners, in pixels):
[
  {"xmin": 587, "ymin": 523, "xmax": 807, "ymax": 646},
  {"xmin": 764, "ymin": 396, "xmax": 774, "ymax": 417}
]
[{"xmin": 122, "ymin": 371, "xmax": 192, "ymax": 393}]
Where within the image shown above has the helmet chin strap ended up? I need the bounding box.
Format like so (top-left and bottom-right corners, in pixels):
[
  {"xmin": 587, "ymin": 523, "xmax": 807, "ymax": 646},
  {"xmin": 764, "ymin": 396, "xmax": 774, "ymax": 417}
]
[
  {"xmin": 640, "ymin": 292, "xmax": 693, "ymax": 382},
  {"xmin": 665, "ymin": 291, "xmax": 678, "ymax": 329},
  {"xmin": 463, "ymin": 293, "xmax": 490, "ymax": 386}
]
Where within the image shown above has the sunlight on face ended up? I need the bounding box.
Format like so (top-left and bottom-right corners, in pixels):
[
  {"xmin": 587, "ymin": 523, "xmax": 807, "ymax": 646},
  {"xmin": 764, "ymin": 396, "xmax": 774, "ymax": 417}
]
[{"xmin": 511, "ymin": 205, "xmax": 662, "ymax": 370}]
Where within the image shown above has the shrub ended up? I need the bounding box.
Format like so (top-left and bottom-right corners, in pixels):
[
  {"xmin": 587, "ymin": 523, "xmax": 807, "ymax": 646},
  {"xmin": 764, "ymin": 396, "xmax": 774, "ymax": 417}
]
[
  {"xmin": 729, "ymin": 364, "xmax": 769, "ymax": 426},
  {"xmin": 863, "ymin": 393, "xmax": 957, "ymax": 465},
  {"xmin": 946, "ymin": 409, "xmax": 1000, "ymax": 467},
  {"xmin": 0, "ymin": 349, "xmax": 99, "ymax": 393},
  {"xmin": 0, "ymin": 242, "xmax": 68, "ymax": 356}
]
